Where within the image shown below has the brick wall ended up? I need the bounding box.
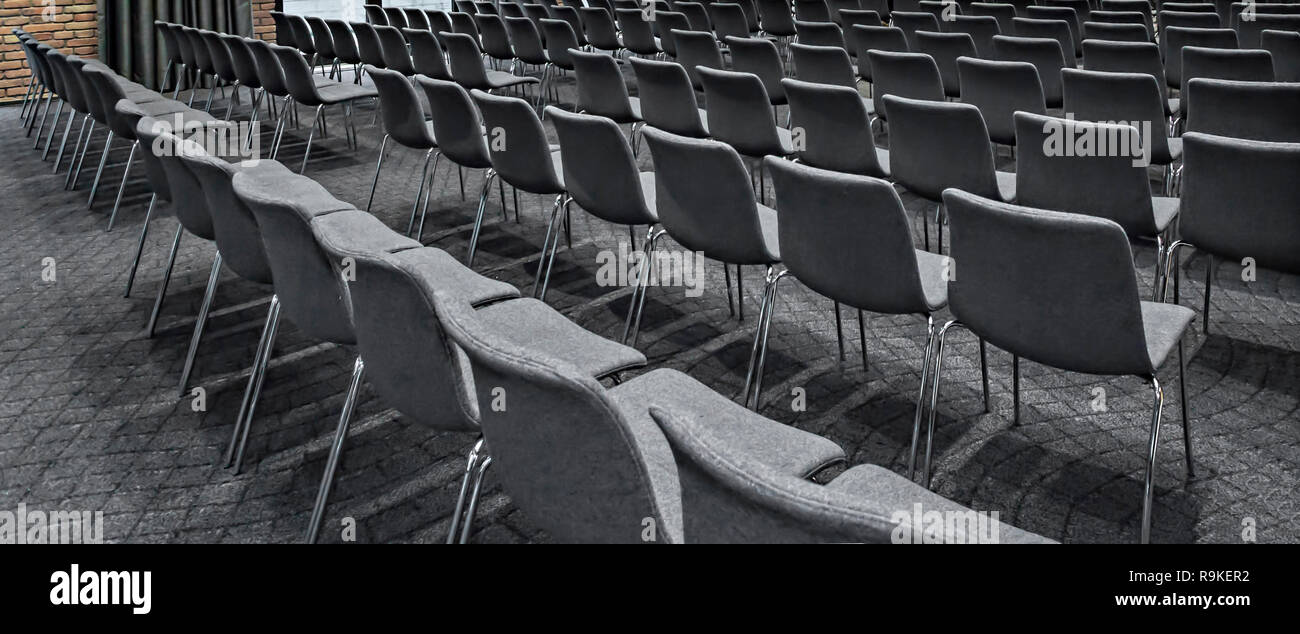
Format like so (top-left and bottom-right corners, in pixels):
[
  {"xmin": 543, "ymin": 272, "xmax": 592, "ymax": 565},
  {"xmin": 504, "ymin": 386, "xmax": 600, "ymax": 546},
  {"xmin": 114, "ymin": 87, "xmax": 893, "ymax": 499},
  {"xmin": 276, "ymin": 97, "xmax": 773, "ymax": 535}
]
[
  {"xmin": 252, "ymin": 0, "xmax": 276, "ymax": 41},
  {"xmin": 1, "ymin": 0, "xmax": 98, "ymax": 103}
]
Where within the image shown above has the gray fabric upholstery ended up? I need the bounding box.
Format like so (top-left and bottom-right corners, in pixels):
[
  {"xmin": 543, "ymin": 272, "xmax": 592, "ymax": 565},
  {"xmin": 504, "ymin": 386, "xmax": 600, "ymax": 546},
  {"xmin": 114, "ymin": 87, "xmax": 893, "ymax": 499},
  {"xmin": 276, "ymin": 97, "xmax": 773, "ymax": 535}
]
[
  {"xmin": 404, "ymin": 29, "xmax": 452, "ymax": 80},
  {"xmin": 1261, "ymin": 28, "xmax": 1300, "ymax": 82},
  {"xmin": 766, "ymin": 158, "xmax": 944, "ymax": 314},
  {"xmin": 698, "ymin": 66, "xmax": 794, "ymax": 158},
  {"xmin": 431, "ymin": 290, "xmax": 678, "ymax": 543},
  {"xmin": 1181, "ymin": 46, "xmax": 1275, "ymax": 86},
  {"xmin": 1083, "ymin": 20, "xmax": 1151, "ymax": 43},
  {"xmin": 783, "ymin": 77, "xmax": 888, "ymax": 177},
  {"xmin": 416, "ymin": 77, "xmax": 493, "ymax": 170},
  {"xmin": 1164, "ymin": 26, "xmax": 1239, "ymax": 89},
  {"xmin": 178, "ymin": 152, "xmax": 274, "ymax": 285},
  {"xmin": 1180, "ymin": 132, "xmax": 1300, "ymax": 274},
  {"xmin": 943, "ymin": 189, "xmax": 1192, "ymax": 376},
  {"xmin": 1184, "ymin": 78, "xmax": 1300, "ymax": 142},
  {"xmin": 884, "ymin": 95, "xmax": 1011, "ymax": 203},
  {"xmin": 949, "ymin": 15, "xmax": 1002, "ymax": 57},
  {"xmin": 548, "ymin": 108, "xmax": 658, "ymax": 226},
  {"xmin": 1014, "ymin": 17, "xmax": 1077, "ymax": 67},
  {"xmin": 641, "ymin": 126, "xmax": 780, "ymax": 265},
  {"xmin": 891, "ymin": 11, "xmax": 940, "ymax": 50},
  {"xmin": 970, "ymin": 2, "xmax": 1017, "ymax": 35},
  {"xmin": 957, "ymin": 56, "xmax": 1045, "ymax": 146},
  {"xmin": 991, "ymin": 34, "xmax": 1069, "ymax": 108},
  {"xmin": 673, "ymin": 28, "xmax": 726, "ymax": 88},
  {"xmin": 1061, "ymin": 68, "xmax": 1178, "ymax": 165},
  {"xmin": 629, "ymin": 57, "xmax": 710, "ymax": 138},
  {"xmin": 850, "ymin": 25, "xmax": 908, "ymax": 84},
  {"xmin": 790, "ymin": 43, "xmax": 859, "ymax": 93},
  {"xmin": 1013, "ymin": 111, "xmax": 1166, "ymax": 239},
  {"xmin": 231, "ymin": 161, "xmax": 367, "ymax": 344},
  {"xmin": 795, "ymin": 19, "xmax": 847, "ymax": 49},
  {"xmin": 475, "ymin": 298, "xmax": 648, "ymax": 378},
  {"xmin": 916, "ymin": 31, "xmax": 978, "ymax": 98},
  {"xmin": 1025, "ymin": 5, "xmax": 1083, "ymax": 56},
  {"xmin": 571, "ymin": 49, "xmax": 640, "ymax": 123},
  {"xmin": 370, "ymin": 66, "xmax": 438, "ymax": 150},
  {"xmin": 649, "ymin": 406, "xmax": 1053, "ymax": 543},
  {"xmin": 472, "ymin": 90, "xmax": 565, "ymax": 195},
  {"xmin": 1080, "ymin": 40, "xmax": 1174, "ymax": 115},
  {"xmin": 727, "ymin": 36, "xmax": 789, "ymax": 105},
  {"xmin": 1236, "ymin": 13, "xmax": 1300, "ymax": 48},
  {"xmin": 867, "ymin": 50, "xmax": 944, "ymax": 119}
]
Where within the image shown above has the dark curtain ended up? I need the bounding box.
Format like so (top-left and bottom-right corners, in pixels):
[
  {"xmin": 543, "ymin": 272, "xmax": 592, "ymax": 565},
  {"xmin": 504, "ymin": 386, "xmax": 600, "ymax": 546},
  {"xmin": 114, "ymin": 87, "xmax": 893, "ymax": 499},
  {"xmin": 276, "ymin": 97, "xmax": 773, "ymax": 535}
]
[{"xmin": 98, "ymin": 0, "xmax": 254, "ymax": 90}]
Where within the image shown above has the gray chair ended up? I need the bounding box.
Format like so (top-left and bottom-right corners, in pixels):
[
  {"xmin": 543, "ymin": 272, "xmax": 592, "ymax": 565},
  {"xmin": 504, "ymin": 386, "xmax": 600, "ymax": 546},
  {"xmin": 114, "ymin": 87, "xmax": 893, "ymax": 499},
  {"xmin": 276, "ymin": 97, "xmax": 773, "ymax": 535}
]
[
  {"xmin": 403, "ymin": 30, "xmax": 453, "ymax": 82},
  {"xmin": 326, "ymin": 20, "xmax": 364, "ymax": 83},
  {"xmin": 306, "ymin": 17, "xmax": 341, "ymax": 80},
  {"xmin": 1082, "ymin": 20, "xmax": 1151, "ymax": 42},
  {"xmin": 795, "ymin": 19, "xmax": 848, "ymax": 48},
  {"xmin": 571, "ymin": 48, "xmax": 643, "ymax": 133},
  {"xmin": 224, "ymin": 162, "xmax": 407, "ymax": 475},
  {"xmin": 1236, "ymin": 13, "xmax": 1300, "ymax": 48},
  {"xmin": 794, "ymin": 0, "xmax": 834, "ymax": 23},
  {"xmin": 1169, "ymin": 132, "xmax": 1300, "ymax": 335},
  {"xmin": 1261, "ymin": 28, "xmax": 1300, "ymax": 82},
  {"xmin": 377, "ymin": 25, "xmax": 418, "ymax": 77},
  {"xmin": 271, "ymin": 43, "xmax": 375, "ymax": 173},
  {"xmin": 970, "ymin": 2, "xmax": 1018, "ymax": 34},
  {"xmin": 1181, "ymin": 46, "xmax": 1275, "ymax": 86},
  {"xmin": 930, "ymin": 189, "xmax": 1195, "ymax": 544},
  {"xmin": 442, "ymin": 31, "xmax": 542, "ymax": 95},
  {"xmin": 639, "ymin": 126, "xmax": 785, "ymax": 404},
  {"xmin": 882, "ymin": 94, "xmax": 1017, "ymax": 253},
  {"xmin": 307, "ymin": 225, "xmax": 650, "ymax": 543},
  {"xmin": 1013, "ymin": 17, "xmax": 1077, "ymax": 65},
  {"xmin": 502, "ymin": 16, "xmax": 550, "ymax": 83},
  {"xmin": 352, "ymin": 21, "xmax": 388, "ymax": 77},
  {"xmin": 915, "ymin": 30, "xmax": 977, "ymax": 98},
  {"xmin": 727, "ymin": 36, "xmax": 790, "ymax": 108},
  {"xmin": 790, "ymin": 42, "xmax": 859, "ymax": 89},
  {"xmin": 1089, "ymin": 9, "xmax": 1153, "ymax": 38},
  {"xmin": 851, "ymin": 24, "xmax": 909, "ymax": 85},
  {"xmin": 1061, "ymin": 68, "xmax": 1182, "ymax": 193},
  {"xmin": 676, "ymin": 1, "xmax": 714, "ymax": 32},
  {"xmin": 1081, "ymin": 39, "xmax": 1177, "ymax": 117},
  {"xmin": 710, "ymin": 3, "xmax": 753, "ymax": 41},
  {"xmin": 581, "ymin": 7, "xmax": 625, "ymax": 54},
  {"xmin": 539, "ymin": 18, "xmax": 583, "ymax": 109},
  {"xmin": 629, "ymin": 57, "xmax": 711, "ymax": 137},
  {"xmin": 839, "ymin": 9, "xmax": 885, "ymax": 56},
  {"xmin": 949, "ymin": 14, "xmax": 1002, "ymax": 56},
  {"xmin": 674, "ymin": 28, "xmax": 727, "ymax": 89},
  {"xmin": 865, "ymin": 49, "xmax": 944, "ymax": 121},
  {"xmin": 1014, "ymin": 111, "xmax": 1180, "ymax": 298},
  {"xmin": 366, "ymin": 66, "xmax": 445, "ymax": 240},
  {"xmin": 655, "ymin": 11, "xmax": 692, "ymax": 58},
  {"xmin": 1183, "ymin": 78, "xmax": 1300, "ymax": 142},
  {"xmin": 649, "ymin": 405, "xmax": 1053, "ymax": 543},
  {"xmin": 758, "ymin": 0, "xmax": 799, "ymax": 38},
  {"xmin": 546, "ymin": 107, "xmax": 660, "ymax": 319},
  {"xmin": 1160, "ymin": 11, "xmax": 1226, "ymax": 61},
  {"xmin": 782, "ymin": 77, "xmax": 889, "ymax": 178},
  {"xmin": 432, "ymin": 286, "xmax": 844, "ymax": 543},
  {"xmin": 891, "ymin": 11, "xmax": 942, "ymax": 49},
  {"xmin": 1025, "ymin": 5, "xmax": 1083, "ymax": 57},
  {"xmin": 1164, "ymin": 26, "xmax": 1240, "ymax": 91},
  {"xmin": 991, "ymin": 34, "xmax": 1069, "ymax": 108},
  {"xmin": 617, "ymin": 8, "xmax": 664, "ymax": 57},
  {"xmin": 414, "ymin": 76, "xmax": 499, "ymax": 241},
  {"xmin": 697, "ymin": 66, "xmax": 796, "ymax": 201},
  {"xmin": 764, "ymin": 158, "xmax": 955, "ymax": 451},
  {"xmin": 470, "ymin": 89, "xmax": 568, "ymax": 267},
  {"xmin": 957, "ymin": 56, "xmax": 1044, "ymax": 149}
]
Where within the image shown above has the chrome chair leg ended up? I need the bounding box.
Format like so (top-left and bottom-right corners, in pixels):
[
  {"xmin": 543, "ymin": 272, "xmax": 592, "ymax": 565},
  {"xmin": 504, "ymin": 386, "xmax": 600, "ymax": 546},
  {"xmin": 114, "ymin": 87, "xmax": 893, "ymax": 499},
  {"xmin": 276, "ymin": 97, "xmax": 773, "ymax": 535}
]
[
  {"xmin": 908, "ymin": 315, "xmax": 937, "ymax": 481},
  {"xmin": 532, "ymin": 194, "xmax": 567, "ymax": 300},
  {"xmin": 146, "ymin": 224, "xmax": 184, "ymax": 337},
  {"xmin": 124, "ymin": 194, "xmax": 158, "ymax": 298},
  {"xmin": 404, "ymin": 148, "xmax": 436, "ymax": 235},
  {"xmin": 41, "ymin": 99, "xmax": 64, "ymax": 157},
  {"xmin": 415, "ymin": 153, "xmax": 443, "ymax": 242},
  {"xmin": 621, "ymin": 225, "xmax": 661, "ymax": 345},
  {"xmin": 979, "ymin": 337, "xmax": 990, "ymax": 413},
  {"xmin": 740, "ymin": 266, "xmax": 778, "ymax": 408},
  {"xmin": 66, "ymin": 118, "xmax": 91, "ymax": 188},
  {"xmin": 1177, "ymin": 338, "xmax": 1193, "ymax": 478},
  {"xmin": 225, "ymin": 295, "xmax": 281, "ymax": 469},
  {"xmin": 746, "ymin": 267, "xmax": 791, "ymax": 410},
  {"xmin": 70, "ymin": 121, "xmax": 99, "ymax": 190},
  {"xmin": 300, "ymin": 104, "xmax": 326, "ymax": 173},
  {"xmin": 1140, "ymin": 377, "xmax": 1164, "ymax": 544},
  {"xmin": 447, "ymin": 437, "xmax": 485, "ymax": 544},
  {"xmin": 107, "ymin": 140, "xmax": 139, "ymax": 231},
  {"xmin": 1012, "ymin": 353, "xmax": 1021, "ymax": 425},
  {"xmin": 628, "ymin": 229, "xmax": 666, "ymax": 348},
  {"xmin": 177, "ymin": 252, "xmax": 223, "ymax": 397},
  {"xmin": 921, "ymin": 319, "xmax": 961, "ymax": 489},
  {"xmin": 724, "ymin": 263, "xmax": 735, "ymax": 318},
  {"xmin": 306, "ymin": 356, "xmax": 366, "ymax": 544},
  {"xmin": 833, "ymin": 302, "xmax": 845, "ymax": 361},
  {"xmin": 466, "ymin": 170, "xmax": 498, "ymax": 267},
  {"xmin": 1202, "ymin": 255, "xmax": 1213, "ymax": 334},
  {"xmin": 231, "ymin": 297, "xmax": 283, "ymax": 474},
  {"xmin": 458, "ymin": 455, "xmax": 494, "ymax": 544},
  {"xmin": 52, "ymin": 109, "xmax": 77, "ymax": 173},
  {"xmin": 87, "ymin": 131, "xmax": 116, "ymax": 209}
]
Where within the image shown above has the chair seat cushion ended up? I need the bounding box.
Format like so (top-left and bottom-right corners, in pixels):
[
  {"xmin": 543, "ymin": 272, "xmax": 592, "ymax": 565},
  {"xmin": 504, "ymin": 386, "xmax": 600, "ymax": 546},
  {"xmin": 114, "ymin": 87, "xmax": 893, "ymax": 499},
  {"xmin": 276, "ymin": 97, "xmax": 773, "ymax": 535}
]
[
  {"xmin": 315, "ymin": 81, "xmax": 379, "ymax": 104},
  {"xmin": 756, "ymin": 203, "xmax": 782, "ymax": 262},
  {"xmin": 775, "ymin": 126, "xmax": 797, "ymax": 156},
  {"xmin": 388, "ymin": 246, "xmax": 521, "ymax": 307},
  {"xmin": 1167, "ymin": 96, "xmax": 1180, "ymax": 116},
  {"xmin": 1140, "ymin": 300, "xmax": 1196, "ymax": 370},
  {"xmin": 636, "ymin": 171, "xmax": 661, "ymax": 224},
  {"xmin": 486, "ymin": 69, "xmax": 540, "ymax": 89},
  {"xmin": 1166, "ymin": 136, "xmax": 1182, "ymax": 162},
  {"xmin": 1152, "ymin": 196, "xmax": 1179, "ymax": 234},
  {"xmin": 996, "ymin": 170, "xmax": 1017, "ymax": 202},
  {"xmin": 875, "ymin": 146, "xmax": 891, "ymax": 178},
  {"xmin": 824, "ymin": 464, "xmax": 1057, "ymax": 543},
  {"xmin": 914, "ymin": 249, "xmax": 951, "ymax": 312},
  {"xmin": 475, "ymin": 298, "xmax": 648, "ymax": 379},
  {"xmin": 617, "ymin": 369, "xmax": 846, "ymax": 480}
]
